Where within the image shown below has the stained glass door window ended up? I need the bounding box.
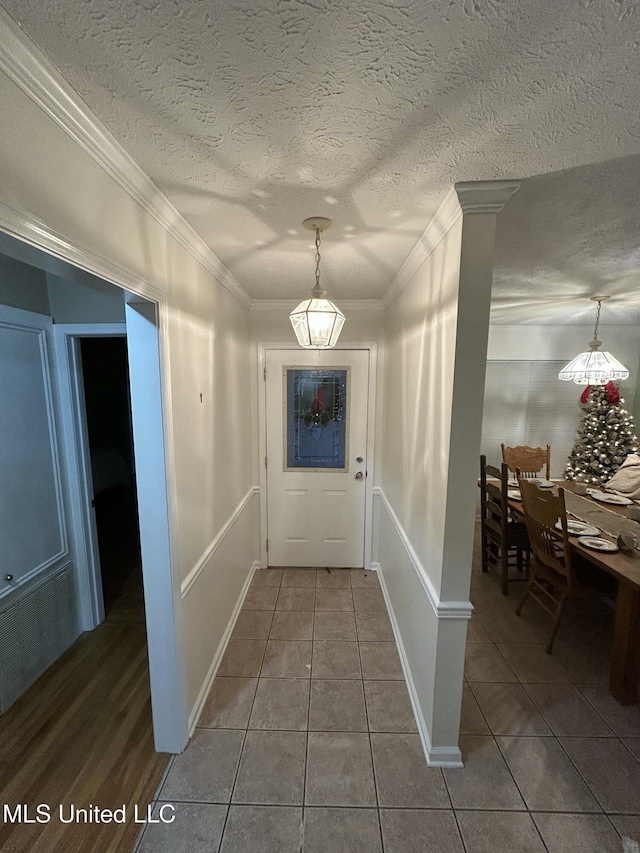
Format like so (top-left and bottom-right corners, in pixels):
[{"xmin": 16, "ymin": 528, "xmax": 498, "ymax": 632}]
[{"xmin": 285, "ymin": 367, "xmax": 349, "ymax": 470}]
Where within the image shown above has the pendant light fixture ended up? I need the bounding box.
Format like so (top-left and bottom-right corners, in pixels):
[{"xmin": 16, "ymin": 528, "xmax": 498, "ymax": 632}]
[
  {"xmin": 558, "ymin": 296, "xmax": 629, "ymax": 385},
  {"xmin": 289, "ymin": 217, "xmax": 345, "ymax": 349}
]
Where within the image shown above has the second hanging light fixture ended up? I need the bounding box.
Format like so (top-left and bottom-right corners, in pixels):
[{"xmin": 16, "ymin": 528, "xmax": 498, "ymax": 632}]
[
  {"xmin": 289, "ymin": 217, "xmax": 345, "ymax": 349},
  {"xmin": 558, "ymin": 296, "xmax": 629, "ymax": 385}
]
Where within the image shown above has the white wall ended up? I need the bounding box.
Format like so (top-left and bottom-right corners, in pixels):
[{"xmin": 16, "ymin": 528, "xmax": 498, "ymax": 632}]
[
  {"xmin": 47, "ymin": 272, "xmax": 125, "ymax": 324},
  {"xmin": 0, "ymin": 62, "xmax": 257, "ymax": 747},
  {"xmin": 0, "ymin": 252, "xmax": 49, "ymax": 314}
]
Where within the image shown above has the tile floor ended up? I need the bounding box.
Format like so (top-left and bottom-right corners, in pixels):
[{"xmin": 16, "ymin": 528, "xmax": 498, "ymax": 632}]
[{"xmin": 135, "ymin": 544, "xmax": 640, "ymax": 852}]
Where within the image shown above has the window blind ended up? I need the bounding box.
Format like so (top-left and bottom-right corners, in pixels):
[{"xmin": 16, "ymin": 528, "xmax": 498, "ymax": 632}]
[{"xmin": 480, "ymin": 361, "xmax": 583, "ymax": 478}]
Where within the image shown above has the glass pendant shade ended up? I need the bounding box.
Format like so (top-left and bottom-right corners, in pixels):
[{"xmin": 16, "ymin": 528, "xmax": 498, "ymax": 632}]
[
  {"xmin": 290, "ymin": 294, "xmax": 345, "ymax": 348},
  {"xmin": 558, "ymin": 342, "xmax": 629, "ymax": 385},
  {"xmin": 290, "ymin": 216, "xmax": 345, "ymax": 349},
  {"xmin": 558, "ymin": 297, "xmax": 629, "ymax": 385}
]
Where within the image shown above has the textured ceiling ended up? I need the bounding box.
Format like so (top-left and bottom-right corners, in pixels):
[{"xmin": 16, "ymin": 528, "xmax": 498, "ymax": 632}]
[{"xmin": 1, "ymin": 0, "xmax": 640, "ymax": 320}]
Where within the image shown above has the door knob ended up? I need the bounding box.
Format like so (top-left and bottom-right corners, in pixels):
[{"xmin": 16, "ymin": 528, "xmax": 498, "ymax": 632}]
[
  {"xmin": 355, "ymin": 471, "xmax": 364, "ymax": 480},
  {"xmin": 4, "ymin": 574, "xmax": 14, "ymax": 582}
]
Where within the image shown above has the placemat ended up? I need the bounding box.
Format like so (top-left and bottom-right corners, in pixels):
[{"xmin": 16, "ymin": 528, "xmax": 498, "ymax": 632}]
[{"xmin": 564, "ymin": 491, "xmax": 640, "ymax": 539}]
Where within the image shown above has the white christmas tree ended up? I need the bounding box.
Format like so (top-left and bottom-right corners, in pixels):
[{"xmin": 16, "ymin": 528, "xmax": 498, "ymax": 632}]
[{"xmin": 565, "ymin": 382, "xmax": 638, "ymax": 486}]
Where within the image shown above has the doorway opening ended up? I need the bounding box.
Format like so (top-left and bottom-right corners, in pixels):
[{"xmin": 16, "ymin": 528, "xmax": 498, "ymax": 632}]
[{"xmin": 79, "ymin": 336, "xmax": 144, "ymax": 624}]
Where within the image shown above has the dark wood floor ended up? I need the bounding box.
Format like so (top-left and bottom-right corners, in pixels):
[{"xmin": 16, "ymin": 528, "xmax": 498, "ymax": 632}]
[{"xmin": 0, "ymin": 583, "xmax": 168, "ymax": 852}]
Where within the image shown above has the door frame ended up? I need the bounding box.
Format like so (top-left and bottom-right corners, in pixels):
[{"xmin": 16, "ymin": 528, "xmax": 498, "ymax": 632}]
[
  {"xmin": 52, "ymin": 323, "xmax": 127, "ymax": 631},
  {"xmin": 257, "ymin": 341, "xmax": 378, "ymax": 570}
]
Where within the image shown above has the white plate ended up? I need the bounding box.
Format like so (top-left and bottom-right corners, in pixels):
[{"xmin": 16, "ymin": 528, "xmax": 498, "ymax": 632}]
[
  {"xmin": 555, "ymin": 520, "xmax": 600, "ymax": 536},
  {"xmin": 589, "ymin": 492, "xmax": 633, "ymax": 506},
  {"xmin": 507, "ymin": 489, "xmax": 521, "ymax": 501},
  {"xmin": 577, "ymin": 536, "xmax": 619, "ymax": 552},
  {"xmin": 507, "ymin": 479, "xmax": 518, "ymax": 488},
  {"xmin": 538, "ymin": 480, "xmax": 555, "ymax": 489}
]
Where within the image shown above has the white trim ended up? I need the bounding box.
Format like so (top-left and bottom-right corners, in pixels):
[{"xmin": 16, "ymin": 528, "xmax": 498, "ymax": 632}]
[
  {"xmin": 188, "ymin": 561, "xmax": 259, "ymax": 735},
  {"xmin": 376, "ymin": 567, "xmax": 463, "ymax": 768},
  {"xmin": 374, "ymin": 487, "xmax": 472, "ymax": 620},
  {"xmin": 0, "ymin": 7, "xmax": 251, "ymax": 310},
  {"xmin": 382, "ymin": 188, "xmax": 462, "ymax": 309},
  {"xmin": 181, "ymin": 487, "xmax": 260, "ymax": 598},
  {"xmin": 454, "ymin": 180, "xmax": 521, "ymax": 214},
  {"xmin": 0, "ymin": 201, "xmax": 163, "ymax": 304},
  {"xmin": 257, "ymin": 341, "xmax": 378, "ymax": 570},
  {"xmin": 250, "ymin": 299, "xmax": 385, "ymax": 312},
  {"xmin": 52, "ymin": 324, "xmax": 128, "ymax": 631}
]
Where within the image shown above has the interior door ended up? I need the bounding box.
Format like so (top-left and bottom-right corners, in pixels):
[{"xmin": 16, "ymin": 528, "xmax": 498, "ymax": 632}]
[{"xmin": 265, "ymin": 349, "xmax": 369, "ymax": 568}]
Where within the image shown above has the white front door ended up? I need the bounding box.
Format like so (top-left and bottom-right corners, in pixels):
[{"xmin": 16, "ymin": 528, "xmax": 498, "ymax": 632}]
[{"xmin": 265, "ymin": 349, "xmax": 370, "ymax": 568}]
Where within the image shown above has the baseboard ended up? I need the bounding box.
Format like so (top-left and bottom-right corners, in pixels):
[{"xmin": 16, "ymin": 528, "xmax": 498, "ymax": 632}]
[
  {"xmin": 187, "ymin": 560, "xmax": 260, "ymax": 735},
  {"xmin": 377, "ymin": 567, "xmax": 464, "ymax": 768}
]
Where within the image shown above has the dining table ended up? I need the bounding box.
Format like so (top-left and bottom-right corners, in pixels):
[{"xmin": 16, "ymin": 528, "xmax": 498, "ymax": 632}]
[{"xmin": 508, "ymin": 480, "xmax": 640, "ymax": 705}]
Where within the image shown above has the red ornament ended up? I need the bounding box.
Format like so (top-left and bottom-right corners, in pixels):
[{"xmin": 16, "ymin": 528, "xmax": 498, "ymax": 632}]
[
  {"xmin": 580, "ymin": 385, "xmax": 591, "ymax": 405},
  {"xmin": 605, "ymin": 380, "xmax": 620, "ymax": 404}
]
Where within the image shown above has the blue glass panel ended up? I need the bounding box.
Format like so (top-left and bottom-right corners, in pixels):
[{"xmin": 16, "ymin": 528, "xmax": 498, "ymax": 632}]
[{"xmin": 286, "ymin": 368, "xmax": 347, "ymax": 469}]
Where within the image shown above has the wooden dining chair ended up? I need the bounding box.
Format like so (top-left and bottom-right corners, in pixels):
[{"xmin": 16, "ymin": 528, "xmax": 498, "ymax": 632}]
[
  {"xmin": 501, "ymin": 443, "xmax": 551, "ymax": 480},
  {"xmin": 479, "ymin": 455, "xmax": 530, "ymax": 596},
  {"xmin": 515, "ymin": 477, "xmax": 589, "ymax": 653}
]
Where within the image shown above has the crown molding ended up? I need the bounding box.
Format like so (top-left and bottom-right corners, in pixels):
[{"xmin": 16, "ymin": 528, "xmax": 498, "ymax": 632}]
[
  {"xmin": 382, "ymin": 187, "xmax": 463, "ymax": 309},
  {"xmin": 250, "ymin": 298, "xmax": 385, "ymax": 312},
  {"xmin": 454, "ymin": 180, "xmax": 521, "ymax": 214},
  {"xmin": 0, "ymin": 199, "xmax": 164, "ymax": 304},
  {"xmin": 0, "ymin": 7, "xmax": 252, "ymax": 309}
]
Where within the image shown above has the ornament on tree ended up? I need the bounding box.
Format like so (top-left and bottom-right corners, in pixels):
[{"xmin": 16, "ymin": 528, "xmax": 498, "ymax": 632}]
[{"xmin": 565, "ymin": 382, "xmax": 638, "ymax": 486}]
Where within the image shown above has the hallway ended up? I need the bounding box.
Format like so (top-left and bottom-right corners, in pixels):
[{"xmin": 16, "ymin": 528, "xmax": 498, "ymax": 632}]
[{"xmin": 135, "ymin": 557, "xmax": 640, "ymax": 853}]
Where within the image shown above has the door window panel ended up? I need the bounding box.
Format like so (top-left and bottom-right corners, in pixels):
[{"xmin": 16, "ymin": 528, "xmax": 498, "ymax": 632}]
[{"xmin": 285, "ymin": 368, "xmax": 348, "ymax": 470}]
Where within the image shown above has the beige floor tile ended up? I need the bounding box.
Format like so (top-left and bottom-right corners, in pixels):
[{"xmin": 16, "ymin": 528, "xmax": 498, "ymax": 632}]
[
  {"xmin": 466, "ymin": 614, "xmax": 492, "ymax": 643},
  {"xmin": 198, "ymin": 677, "xmax": 258, "ymax": 729},
  {"xmin": 315, "ymin": 588, "xmax": 354, "ymax": 611},
  {"xmin": 464, "ymin": 644, "xmax": 518, "ymax": 683},
  {"xmin": 276, "ymin": 586, "xmax": 316, "ymax": 611},
  {"xmin": 232, "ymin": 610, "xmax": 274, "ymax": 640},
  {"xmin": 559, "ymin": 737, "xmax": 640, "ymax": 813},
  {"xmin": 380, "ymin": 809, "xmax": 464, "ymax": 853},
  {"xmin": 352, "ymin": 588, "xmax": 386, "ymax": 611},
  {"xmin": 475, "ymin": 608, "xmax": 540, "ymax": 644},
  {"xmin": 610, "ymin": 815, "xmax": 640, "ymax": 844},
  {"xmin": 524, "ymin": 683, "xmax": 614, "ymax": 737},
  {"xmin": 470, "ymin": 682, "xmax": 551, "ymax": 736},
  {"xmin": 313, "ymin": 610, "xmax": 357, "ymax": 641},
  {"xmin": 281, "ymin": 568, "xmax": 317, "ymax": 587},
  {"xmin": 624, "ymin": 737, "xmax": 640, "ymax": 760},
  {"xmin": 364, "ymin": 680, "xmax": 417, "ymax": 732},
  {"xmin": 260, "ymin": 640, "xmax": 312, "ymax": 678},
  {"xmin": 248, "ymin": 678, "xmax": 310, "ymax": 731},
  {"xmin": 303, "ymin": 807, "xmax": 382, "ymax": 853},
  {"xmin": 217, "ymin": 639, "xmax": 267, "ymax": 678},
  {"xmin": 312, "ymin": 640, "xmax": 362, "ymax": 679},
  {"xmin": 359, "ymin": 642, "xmax": 404, "ymax": 680},
  {"xmin": 497, "ymin": 643, "xmax": 571, "ymax": 683},
  {"xmin": 550, "ymin": 643, "xmax": 611, "ymax": 685},
  {"xmin": 371, "ymin": 733, "xmax": 449, "ymax": 808},
  {"xmin": 496, "ymin": 735, "xmax": 602, "ymax": 812},
  {"xmin": 532, "ymin": 813, "xmax": 622, "ymax": 853},
  {"xmin": 578, "ymin": 684, "xmax": 640, "ymax": 737},
  {"xmin": 305, "ymin": 732, "xmax": 376, "ymax": 806},
  {"xmin": 242, "ymin": 586, "xmax": 279, "ymax": 611},
  {"xmin": 457, "ymin": 811, "xmax": 546, "ymax": 853},
  {"xmin": 220, "ymin": 806, "xmax": 302, "ymax": 853},
  {"xmin": 250, "ymin": 568, "xmax": 283, "ymax": 588},
  {"xmin": 443, "ymin": 735, "xmax": 525, "ymax": 810},
  {"xmin": 355, "ymin": 610, "xmax": 394, "ymax": 641},
  {"xmin": 316, "ymin": 569, "xmax": 351, "ymax": 588},
  {"xmin": 137, "ymin": 802, "xmax": 227, "ymax": 853},
  {"xmin": 349, "ymin": 569, "xmax": 381, "ymax": 588},
  {"xmin": 309, "ymin": 680, "xmax": 367, "ymax": 731},
  {"xmin": 460, "ymin": 684, "xmax": 491, "ymax": 735},
  {"xmin": 269, "ymin": 610, "xmax": 314, "ymax": 640},
  {"xmin": 161, "ymin": 729, "xmax": 244, "ymax": 803},
  {"xmin": 232, "ymin": 730, "xmax": 306, "ymax": 805}
]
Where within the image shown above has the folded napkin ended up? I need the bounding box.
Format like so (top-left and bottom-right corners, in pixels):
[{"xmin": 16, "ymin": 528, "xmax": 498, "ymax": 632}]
[{"xmin": 605, "ymin": 452, "xmax": 640, "ymax": 498}]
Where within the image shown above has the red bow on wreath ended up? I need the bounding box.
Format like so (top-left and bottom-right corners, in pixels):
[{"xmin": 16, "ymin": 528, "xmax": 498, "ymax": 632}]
[{"xmin": 580, "ymin": 380, "xmax": 620, "ymax": 405}]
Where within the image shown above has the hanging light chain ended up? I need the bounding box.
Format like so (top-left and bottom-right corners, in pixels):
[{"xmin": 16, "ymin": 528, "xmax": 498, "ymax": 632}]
[
  {"xmin": 315, "ymin": 228, "xmax": 322, "ymax": 289},
  {"xmin": 593, "ymin": 299, "xmax": 602, "ymax": 339}
]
